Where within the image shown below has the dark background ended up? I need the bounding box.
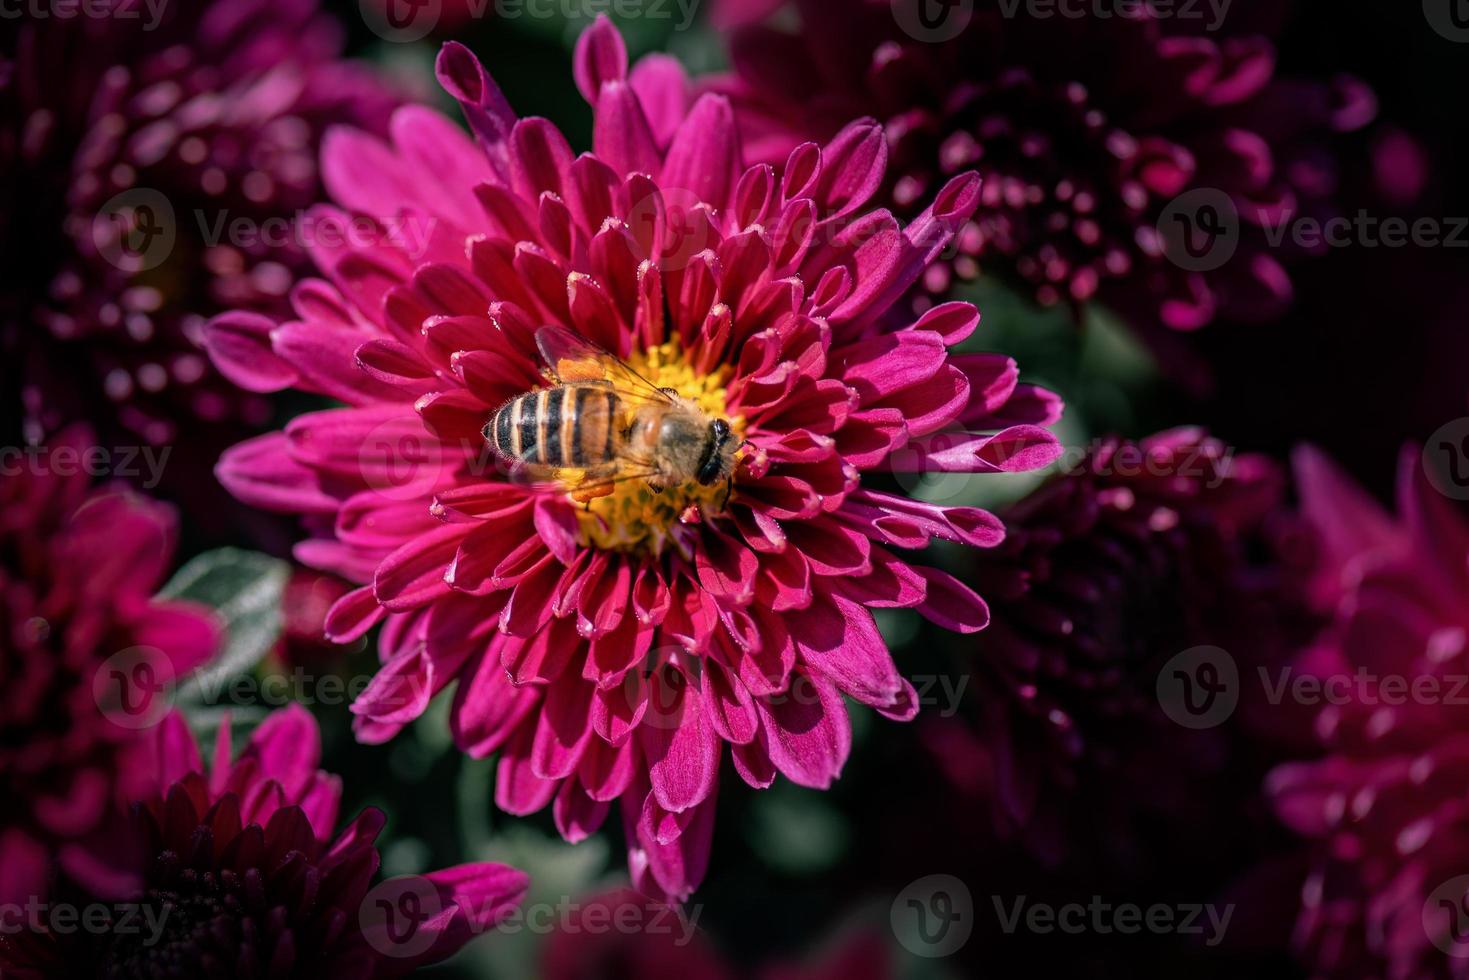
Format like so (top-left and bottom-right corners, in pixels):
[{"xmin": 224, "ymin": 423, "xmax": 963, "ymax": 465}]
[{"xmin": 294, "ymin": 2, "xmax": 1469, "ymax": 976}]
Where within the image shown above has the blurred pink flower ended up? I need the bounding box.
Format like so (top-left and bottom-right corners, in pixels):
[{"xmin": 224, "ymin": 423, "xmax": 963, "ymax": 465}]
[
  {"xmin": 709, "ymin": 0, "xmax": 1374, "ymax": 334},
  {"xmin": 0, "ymin": 705, "xmax": 527, "ymax": 977},
  {"xmin": 205, "ymin": 16, "xmax": 1062, "ymax": 900},
  {"xmin": 0, "ymin": 427, "xmax": 217, "ymax": 908},
  {"xmin": 1268, "ymin": 447, "xmax": 1469, "ymax": 979},
  {"xmin": 944, "ymin": 428, "xmax": 1312, "ymax": 869},
  {"xmin": 0, "ymin": 0, "xmax": 401, "ymax": 449}
]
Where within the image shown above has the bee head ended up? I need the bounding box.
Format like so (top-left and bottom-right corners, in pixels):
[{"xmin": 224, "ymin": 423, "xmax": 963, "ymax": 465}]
[{"xmin": 696, "ymin": 418, "xmax": 734, "ymax": 486}]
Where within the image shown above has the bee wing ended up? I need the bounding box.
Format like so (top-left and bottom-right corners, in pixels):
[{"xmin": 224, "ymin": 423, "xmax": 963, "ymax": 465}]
[
  {"xmin": 535, "ymin": 325, "xmax": 674, "ymax": 405},
  {"xmin": 508, "ymin": 449, "xmax": 658, "ymax": 502}
]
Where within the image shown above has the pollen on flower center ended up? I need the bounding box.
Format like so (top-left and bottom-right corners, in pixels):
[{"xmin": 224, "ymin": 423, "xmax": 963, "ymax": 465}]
[{"xmin": 577, "ymin": 340, "xmax": 743, "ymax": 555}]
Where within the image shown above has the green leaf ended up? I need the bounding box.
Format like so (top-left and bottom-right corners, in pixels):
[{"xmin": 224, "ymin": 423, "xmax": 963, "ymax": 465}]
[{"xmin": 160, "ymin": 548, "xmax": 290, "ymax": 704}]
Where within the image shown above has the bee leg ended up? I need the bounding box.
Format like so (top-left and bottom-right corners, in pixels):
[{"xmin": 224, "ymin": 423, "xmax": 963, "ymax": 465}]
[
  {"xmin": 647, "ymin": 482, "xmax": 664, "ymax": 495},
  {"xmin": 721, "ymin": 475, "xmax": 733, "ymax": 510}
]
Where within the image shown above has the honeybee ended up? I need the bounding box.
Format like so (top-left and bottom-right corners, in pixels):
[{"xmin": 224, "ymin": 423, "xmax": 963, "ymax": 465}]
[{"xmin": 484, "ymin": 325, "xmax": 740, "ymax": 504}]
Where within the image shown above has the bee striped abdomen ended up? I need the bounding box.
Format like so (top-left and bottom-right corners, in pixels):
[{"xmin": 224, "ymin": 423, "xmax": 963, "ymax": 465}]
[{"xmin": 488, "ymin": 385, "xmax": 619, "ymax": 467}]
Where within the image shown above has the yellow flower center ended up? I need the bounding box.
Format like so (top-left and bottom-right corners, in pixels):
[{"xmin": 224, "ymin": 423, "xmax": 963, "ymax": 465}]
[{"xmin": 577, "ymin": 341, "xmax": 743, "ymax": 555}]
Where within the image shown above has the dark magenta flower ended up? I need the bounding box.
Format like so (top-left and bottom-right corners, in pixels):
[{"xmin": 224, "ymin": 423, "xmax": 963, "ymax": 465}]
[
  {"xmin": 0, "ymin": 706, "xmax": 528, "ymax": 977},
  {"xmin": 940, "ymin": 428, "xmax": 1310, "ymax": 869},
  {"xmin": 0, "ymin": 0, "xmax": 400, "ymax": 448},
  {"xmin": 0, "ymin": 426, "xmax": 217, "ymax": 908},
  {"xmin": 1268, "ymin": 447, "xmax": 1469, "ymax": 979},
  {"xmin": 711, "ymin": 0, "xmax": 1374, "ymax": 333},
  {"xmin": 205, "ymin": 16, "xmax": 1063, "ymax": 900}
]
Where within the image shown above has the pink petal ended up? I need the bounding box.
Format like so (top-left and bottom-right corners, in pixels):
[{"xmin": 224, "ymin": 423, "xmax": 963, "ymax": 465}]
[
  {"xmin": 793, "ymin": 594, "xmax": 903, "ymax": 708},
  {"xmin": 452, "ymin": 642, "xmax": 542, "ymax": 758},
  {"xmin": 495, "ymin": 727, "xmax": 559, "ymax": 816},
  {"xmin": 203, "ymin": 311, "xmax": 298, "ymax": 393},
  {"xmin": 216, "ymin": 434, "xmax": 340, "ymax": 515},
  {"xmin": 573, "ymin": 14, "xmax": 628, "ymax": 103},
  {"xmin": 662, "ymin": 94, "xmax": 740, "ymax": 212},
  {"xmin": 755, "ymin": 670, "xmax": 850, "ymax": 789},
  {"xmin": 531, "ymin": 669, "xmax": 596, "ymax": 780},
  {"xmin": 554, "ymin": 779, "xmax": 612, "ymax": 844},
  {"xmin": 639, "ymin": 672, "xmax": 720, "ymax": 813},
  {"xmin": 435, "ymin": 41, "xmax": 516, "ymax": 180},
  {"xmin": 373, "ymin": 523, "xmax": 465, "ymax": 611}
]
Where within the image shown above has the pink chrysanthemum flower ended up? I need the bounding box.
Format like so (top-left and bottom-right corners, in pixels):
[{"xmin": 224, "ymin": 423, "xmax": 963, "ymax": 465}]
[
  {"xmin": 0, "ymin": 0, "xmax": 400, "ymax": 448},
  {"xmin": 711, "ymin": 0, "xmax": 1374, "ymax": 333},
  {"xmin": 0, "ymin": 426, "xmax": 217, "ymax": 909},
  {"xmin": 0, "ymin": 706, "xmax": 527, "ymax": 977},
  {"xmin": 205, "ymin": 16, "xmax": 1063, "ymax": 899},
  {"xmin": 1267, "ymin": 448, "xmax": 1469, "ymax": 979},
  {"xmin": 935, "ymin": 429, "xmax": 1310, "ymax": 870}
]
